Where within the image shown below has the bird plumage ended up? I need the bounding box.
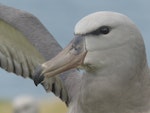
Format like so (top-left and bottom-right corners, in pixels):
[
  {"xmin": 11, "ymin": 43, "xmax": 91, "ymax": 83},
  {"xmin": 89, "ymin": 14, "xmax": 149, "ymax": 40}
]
[
  {"xmin": 0, "ymin": 5, "xmax": 76, "ymax": 104},
  {"xmin": 1, "ymin": 4, "xmax": 150, "ymax": 113},
  {"xmin": 33, "ymin": 11, "xmax": 150, "ymax": 113}
]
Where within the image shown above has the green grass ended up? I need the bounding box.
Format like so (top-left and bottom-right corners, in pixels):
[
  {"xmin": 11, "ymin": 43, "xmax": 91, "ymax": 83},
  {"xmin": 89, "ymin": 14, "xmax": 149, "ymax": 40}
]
[{"xmin": 0, "ymin": 98, "xmax": 67, "ymax": 113}]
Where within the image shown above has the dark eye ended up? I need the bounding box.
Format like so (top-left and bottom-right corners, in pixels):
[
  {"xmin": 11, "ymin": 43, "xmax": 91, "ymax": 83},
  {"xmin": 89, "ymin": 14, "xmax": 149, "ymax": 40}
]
[
  {"xmin": 99, "ymin": 26, "xmax": 110, "ymax": 34},
  {"xmin": 90, "ymin": 26, "xmax": 110, "ymax": 35}
]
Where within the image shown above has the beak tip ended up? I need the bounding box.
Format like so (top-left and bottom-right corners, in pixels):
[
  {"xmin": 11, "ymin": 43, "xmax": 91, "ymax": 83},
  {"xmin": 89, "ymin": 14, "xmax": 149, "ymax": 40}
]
[
  {"xmin": 33, "ymin": 65, "xmax": 45, "ymax": 86},
  {"xmin": 34, "ymin": 77, "xmax": 39, "ymax": 86},
  {"xmin": 34, "ymin": 74, "xmax": 44, "ymax": 86},
  {"xmin": 34, "ymin": 81, "xmax": 38, "ymax": 86}
]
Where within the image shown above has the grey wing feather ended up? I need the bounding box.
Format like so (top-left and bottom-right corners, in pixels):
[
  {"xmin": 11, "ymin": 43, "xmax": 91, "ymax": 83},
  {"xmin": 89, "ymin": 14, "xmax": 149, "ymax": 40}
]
[
  {"xmin": 0, "ymin": 4, "xmax": 80, "ymax": 105},
  {"xmin": 0, "ymin": 5, "xmax": 62, "ymax": 60}
]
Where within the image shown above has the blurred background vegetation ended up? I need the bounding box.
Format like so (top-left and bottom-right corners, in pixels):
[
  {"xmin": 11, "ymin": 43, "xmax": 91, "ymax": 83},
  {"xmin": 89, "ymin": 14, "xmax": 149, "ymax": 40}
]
[{"xmin": 0, "ymin": 97, "xmax": 67, "ymax": 113}]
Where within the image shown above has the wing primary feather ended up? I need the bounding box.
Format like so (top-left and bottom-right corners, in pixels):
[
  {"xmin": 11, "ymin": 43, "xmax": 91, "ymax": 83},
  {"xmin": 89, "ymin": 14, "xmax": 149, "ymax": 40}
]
[
  {"xmin": 54, "ymin": 78, "xmax": 61, "ymax": 97},
  {"xmin": 4, "ymin": 45, "xmax": 14, "ymax": 72},
  {"xmin": 52, "ymin": 83, "xmax": 56, "ymax": 94},
  {"xmin": 13, "ymin": 60, "xmax": 22, "ymax": 76},
  {"xmin": 0, "ymin": 52, "xmax": 7, "ymax": 70},
  {"xmin": 16, "ymin": 50, "xmax": 30, "ymax": 78},
  {"xmin": 5, "ymin": 46, "xmax": 21, "ymax": 74},
  {"xmin": 25, "ymin": 55, "xmax": 34, "ymax": 78},
  {"xmin": 6, "ymin": 57, "xmax": 14, "ymax": 72},
  {"xmin": 60, "ymin": 88, "xmax": 63, "ymax": 100},
  {"xmin": 0, "ymin": 5, "xmax": 79, "ymax": 105}
]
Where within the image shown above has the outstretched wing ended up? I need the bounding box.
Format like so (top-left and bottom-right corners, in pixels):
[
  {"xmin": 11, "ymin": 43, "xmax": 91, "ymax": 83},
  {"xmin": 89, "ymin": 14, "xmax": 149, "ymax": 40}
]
[
  {"xmin": 0, "ymin": 18, "xmax": 45, "ymax": 78},
  {"xmin": 0, "ymin": 5, "xmax": 70, "ymax": 104}
]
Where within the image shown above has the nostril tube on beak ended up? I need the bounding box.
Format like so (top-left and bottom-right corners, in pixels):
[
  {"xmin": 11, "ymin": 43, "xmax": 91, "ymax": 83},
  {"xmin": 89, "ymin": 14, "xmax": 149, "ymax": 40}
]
[{"xmin": 70, "ymin": 36, "xmax": 86, "ymax": 55}]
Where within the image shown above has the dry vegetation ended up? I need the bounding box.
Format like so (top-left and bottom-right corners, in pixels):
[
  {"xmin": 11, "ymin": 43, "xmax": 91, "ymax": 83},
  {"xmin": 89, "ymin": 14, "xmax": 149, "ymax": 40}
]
[
  {"xmin": 0, "ymin": 98, "xmax": 67, "ymax": 113},
  {"xmin": 0, "ymin": 100, "xmax": 12, "ymax": 113}
]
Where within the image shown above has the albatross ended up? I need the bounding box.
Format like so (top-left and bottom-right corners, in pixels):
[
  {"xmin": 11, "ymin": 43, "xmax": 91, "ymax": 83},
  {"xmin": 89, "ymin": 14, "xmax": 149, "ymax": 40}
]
[{"xmin": 0, "ymin": 5, "xmax": 150, "ymax": 113}]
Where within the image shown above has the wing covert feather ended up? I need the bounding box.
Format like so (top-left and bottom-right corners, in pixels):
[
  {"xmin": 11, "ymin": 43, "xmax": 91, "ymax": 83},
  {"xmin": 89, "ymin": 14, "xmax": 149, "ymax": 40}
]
[
  {"xmin": 0, "ymin": 5, "xmax": 62, "ymax": 60},
  {"xmin": 0, "ymin": 5, "xmax": 79, "ymax": 105},
  {"xmin": 0, "ymin": 19, "xmax": 45, "ymax": 78}
]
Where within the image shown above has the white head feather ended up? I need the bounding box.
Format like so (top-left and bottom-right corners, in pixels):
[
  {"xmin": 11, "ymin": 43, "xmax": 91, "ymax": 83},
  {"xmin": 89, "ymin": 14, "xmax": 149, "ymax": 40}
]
[{"xmin": 71, "ymin": 11, "xmax": 150, "ymax": 113}]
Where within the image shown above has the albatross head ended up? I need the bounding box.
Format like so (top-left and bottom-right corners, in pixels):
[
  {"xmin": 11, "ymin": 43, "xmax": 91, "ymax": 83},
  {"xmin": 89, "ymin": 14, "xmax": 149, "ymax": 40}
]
[{"xmin": 34, "ymin": 11, "xmax": 147, "ymax": 85}]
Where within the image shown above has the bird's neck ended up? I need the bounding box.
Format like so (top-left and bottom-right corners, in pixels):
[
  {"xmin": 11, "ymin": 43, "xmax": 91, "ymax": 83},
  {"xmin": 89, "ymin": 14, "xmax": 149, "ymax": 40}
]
[{"xmin": 77, "ymin": 62, "xmax": 150, "ymax": 113}]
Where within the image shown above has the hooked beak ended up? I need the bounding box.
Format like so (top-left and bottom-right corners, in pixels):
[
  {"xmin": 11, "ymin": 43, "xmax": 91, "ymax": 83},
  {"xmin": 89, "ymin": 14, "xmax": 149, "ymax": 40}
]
[{"xmin": 34, "ymin": 36, "xmax": 87, "ymax": 86}]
